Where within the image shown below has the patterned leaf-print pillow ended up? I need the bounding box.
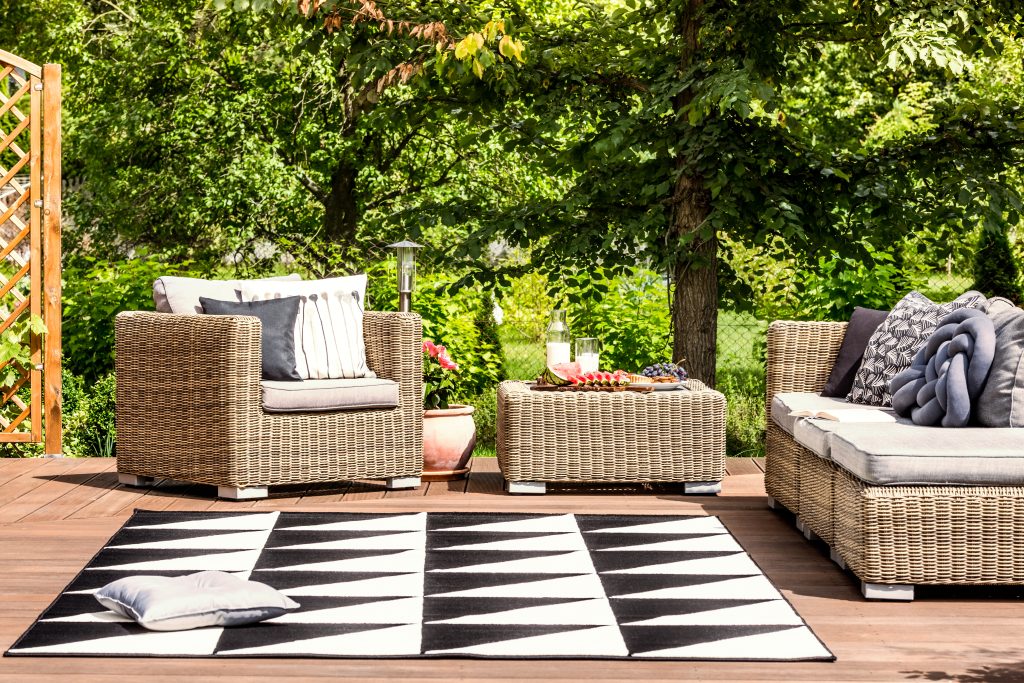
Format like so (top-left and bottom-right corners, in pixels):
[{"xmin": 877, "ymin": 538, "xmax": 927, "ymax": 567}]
[{"xmin": 847, "ymin": 290, "xmax": 987, "ymax": 406}]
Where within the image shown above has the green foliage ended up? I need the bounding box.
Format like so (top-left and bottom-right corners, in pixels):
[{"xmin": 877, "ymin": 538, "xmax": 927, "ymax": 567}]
[
  {"xmin": 718, "ymin": 366, "xmax": 767, "ymax": 459},
  {"xmin": 973, "ymin": 225, "xmax": 1024, "ymax": 304},
  {"xmin": 367, "ymin": 261, "xmax": 503, "ymax": 397},
  {"xmin": 62, "ymin": 370, "xmax": 118, "ymax": 457},
  {"xmin": 415, "ymin": 282, "xmax": 503, "ymax": 398},
  {"xmin": 568, "ymin": 270, "xmax": 672, "ymax": 372},
  {"xmin": 465, "ymin": 386, "xmax": 497, "ymax": 452},
  {"xmin": 62, "ymin": 257, "xmax": 198, "ymax": 382},
  {"xmin": 0, "ymin": 315, "xmax": 47, "ymax": 389},
  {"xmin": 498, "ymin": 272, "xmax": 553, "ymax": 343},
  {"xmin": 795, "ymin": 243, "xmax": 902, "ymax": 321}
]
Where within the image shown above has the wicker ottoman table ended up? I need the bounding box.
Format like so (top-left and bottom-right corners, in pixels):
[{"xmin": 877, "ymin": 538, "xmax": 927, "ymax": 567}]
[{"xmin": 496, "ymin": 380, "xmax": 726, "ymax": 494}]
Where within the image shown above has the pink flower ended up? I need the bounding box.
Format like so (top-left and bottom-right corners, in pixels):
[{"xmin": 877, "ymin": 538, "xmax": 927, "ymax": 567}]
[
  {"xmin": 438, "ymin": 351, "xmax": 458, "ymax": 371},
  {"xmin": 422, "ymin": 339, "xmax": 439, "ymax": 358}
]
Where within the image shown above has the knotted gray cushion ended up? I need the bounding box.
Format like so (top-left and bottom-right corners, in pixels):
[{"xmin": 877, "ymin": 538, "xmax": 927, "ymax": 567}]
[{"xmin": 889, "ymin": 308, "xmax": 996, "ymax": 427}]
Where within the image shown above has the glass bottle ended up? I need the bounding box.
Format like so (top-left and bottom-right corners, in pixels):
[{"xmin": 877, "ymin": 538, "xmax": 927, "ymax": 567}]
[{"xmin": 545, "ymin": 310, "xmax": 570, "ymax": 366}]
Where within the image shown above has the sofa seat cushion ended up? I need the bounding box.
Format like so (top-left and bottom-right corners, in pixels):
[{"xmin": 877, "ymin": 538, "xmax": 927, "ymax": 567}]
[
  {"xmin": 771, "ymin": 392, "xmax": 889, "ymax": 435},
  {"xmin": 828, "ymin": 423, "xmax": 1024, "ymax": 486},
  {"xmin": 793, "ymin": 419, "xmax": 843, "ymax": 458},
  {"xmin": 261, "ymin": 378, "xmax": 399, "ymax": 413}
]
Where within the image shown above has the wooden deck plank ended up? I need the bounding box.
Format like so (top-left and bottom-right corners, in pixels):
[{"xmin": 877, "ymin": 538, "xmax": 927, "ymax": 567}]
[{"xmin": 0, "ymin": 455, "xmax": 1022, "ymax": 683}]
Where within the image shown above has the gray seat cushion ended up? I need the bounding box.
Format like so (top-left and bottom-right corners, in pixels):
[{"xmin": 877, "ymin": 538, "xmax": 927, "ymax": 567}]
[
  {"xmin": 770, "ymin": 392, "xmax": 888, "ymax": 435},
  {"xmin": 792, "ymin": 418, "xmax": 843, "ymax": 459},
  {"xmin": 793, "ymin": 414, "xmax": 910, "ymax": 459},
  {"xmin": 828, "ymin": 423, "xmax": 1024, "ymax": 486},
  {"xmin": 261, "ymin": 377, "xmax": 399, "ymax": 413}
]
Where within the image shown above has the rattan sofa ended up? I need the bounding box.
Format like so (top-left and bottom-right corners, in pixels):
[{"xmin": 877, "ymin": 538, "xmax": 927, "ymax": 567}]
[
  {"xmin": 765, "ymin": 320, "xmax": 1024, "ymax": 601},
  {"xmin": 114, "ymin": 310, "xmax": 423, "ymax": 499}
]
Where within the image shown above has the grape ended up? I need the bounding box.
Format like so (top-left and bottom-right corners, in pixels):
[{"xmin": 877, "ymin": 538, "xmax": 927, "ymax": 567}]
[{"xmin": 641, "ymin": 361, "xmax": 688, "ymax": 381}]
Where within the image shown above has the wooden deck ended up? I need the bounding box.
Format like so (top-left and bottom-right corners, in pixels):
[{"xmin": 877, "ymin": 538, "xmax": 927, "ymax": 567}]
[{"xmin": 0, "ymin": 456, "xmax": 1022, "ymax": 682}]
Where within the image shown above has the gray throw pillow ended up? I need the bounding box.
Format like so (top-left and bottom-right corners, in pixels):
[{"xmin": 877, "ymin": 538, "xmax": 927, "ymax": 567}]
[
  {"xmin": 848, "ymin": 290, "xmax": 986, "ymax": 406},
  {"xmin": 94, "ymin": 571, "xmax": 299, "ymax": 631},
  {"xmin": 976, "ymin": 305, "xmax": 1024, "ymax": 427},
  {"xmin": 820, "ymin": 307, "xmax": 889, "ymax": 398},
  {"xmin": 200, "ymin": 296, "xmax": 302, "ymax": 381},
  {"xmin": 153, "ymin": 274, "xmax": 302, "ymax": 314}
]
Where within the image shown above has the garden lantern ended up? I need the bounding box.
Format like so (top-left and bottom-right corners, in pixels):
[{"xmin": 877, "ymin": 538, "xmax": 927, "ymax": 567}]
[{"xmin": 388, "ymin": 239, "xmax": 423, "ymax": 312}]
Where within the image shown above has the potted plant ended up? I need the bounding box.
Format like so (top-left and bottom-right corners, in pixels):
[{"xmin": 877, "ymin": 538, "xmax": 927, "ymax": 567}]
[{"xmin": 421, "ymin": 340, "xmax": 476, "ymax": 481}]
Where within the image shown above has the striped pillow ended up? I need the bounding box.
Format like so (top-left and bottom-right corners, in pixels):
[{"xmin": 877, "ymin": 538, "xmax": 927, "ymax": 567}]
[{"xmin": 240, "ymin": 275, "xmax": 374, "ymax": 380}]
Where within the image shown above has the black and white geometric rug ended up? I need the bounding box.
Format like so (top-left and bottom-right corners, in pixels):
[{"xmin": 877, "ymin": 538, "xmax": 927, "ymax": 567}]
[{"xmin": 7, "ymin": 511, "xmax": 833, "ymax": 661}]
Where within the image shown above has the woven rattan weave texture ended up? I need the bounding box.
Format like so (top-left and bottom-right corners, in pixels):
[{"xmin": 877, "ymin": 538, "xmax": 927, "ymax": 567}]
[
  {"xmin": 496, "ymin": 380, "xmax": 726, "ymax": 484},
  {"xmin": 767, "ymin": 319, "xmax": 1024, "ymax": 587},
  {"xmin": 764, "ymin": 321, "xmax": 847, "ymax": 512},
  {"xmin": 115, "ymin": 311, "xmax": 423, "ymax": 489}
]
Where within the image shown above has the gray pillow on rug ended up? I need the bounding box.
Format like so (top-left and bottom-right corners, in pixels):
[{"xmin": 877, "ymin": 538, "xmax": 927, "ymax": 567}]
[
  {"xmin": 976, "ymin": 305, "xmax": 1024, "ymax": 427},
  {"xmin": 200, "ymin": 296, "xmax": 303, "ymax": 381},
  {"xmin": 154, "ymin": 274, "xmax": 302, "ymax": 315},
  {"xmin": 848, "ymin": 290, "xmax": 987, "ymax": 406},
  {"xmin": 94, "ymin": 571, "xmax": 299, "ymax": 632}
]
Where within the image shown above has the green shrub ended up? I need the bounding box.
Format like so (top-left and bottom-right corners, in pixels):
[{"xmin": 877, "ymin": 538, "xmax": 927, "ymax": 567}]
[
  {"xmin": 62, "ymin": 256, "xmax": 199, "ymax": 382},
  {"xmin": 717, "ymin": 365, "xmax": 766, "ymax": 458},
  {"xmin": 63, "ymin": 370, "xmax": 117, "ymax": 457},
  {"xmin": 973, "ymin": 225, "xmax": 1023, "ymax": 304},
  {"xmin": 794, "ymin": 243, "xmax": 901, "ymax": 321},
  {"xmin": 465, "ymin": 386, "xmax": 497, "ymax": 452},
  {"xmin": 367, "ymin": 262, "xmax": 504, "ymax": 398}
]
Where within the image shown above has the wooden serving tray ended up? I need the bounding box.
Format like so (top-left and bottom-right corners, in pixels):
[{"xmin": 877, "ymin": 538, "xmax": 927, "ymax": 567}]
[{"xmin": 531, "ymin": 384, "xmax": 654, "ymax": 393}]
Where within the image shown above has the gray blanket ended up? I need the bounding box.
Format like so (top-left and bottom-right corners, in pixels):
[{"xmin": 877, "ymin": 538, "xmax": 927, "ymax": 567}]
[{"xmin": 889, "ymin": 308, "xmax": 996, "ymax": 427}]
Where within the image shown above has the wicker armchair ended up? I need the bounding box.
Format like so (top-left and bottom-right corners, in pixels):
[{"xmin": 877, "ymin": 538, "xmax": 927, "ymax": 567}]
[{"xmin": 114, "ymin": 310, "xmax": 423, "ymax": 499}]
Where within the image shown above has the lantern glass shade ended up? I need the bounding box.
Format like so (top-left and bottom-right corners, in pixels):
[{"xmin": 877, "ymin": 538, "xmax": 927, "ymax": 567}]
[
  {"xmin": 397, "ymin": 246, "xmax": 416, "ymax": 293},
  {"xmin": 387, "ymin": 241, "xmax": 423, "ymax": 307}
]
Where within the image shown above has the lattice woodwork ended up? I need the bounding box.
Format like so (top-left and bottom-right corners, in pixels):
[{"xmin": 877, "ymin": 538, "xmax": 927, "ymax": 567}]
[{"xmin": 0, "ymin": 50, "xmax": 61, "ymax": 452}]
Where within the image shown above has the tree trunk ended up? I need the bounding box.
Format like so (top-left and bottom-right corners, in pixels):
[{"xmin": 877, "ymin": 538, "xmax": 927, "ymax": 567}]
[
  {"xmin": 670, "ymin": 199, "xmax": 717, "ymax": 386},
  {"xmin": 670, "ymin": 0, "xmax": 717, "ymax": 386},
  {"xmin": 323, "ymin": 162, "xmax": 359, "ymax": 246}
]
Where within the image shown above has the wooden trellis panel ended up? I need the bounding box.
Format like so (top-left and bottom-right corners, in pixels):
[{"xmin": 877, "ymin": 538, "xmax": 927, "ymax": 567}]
[{"xmin": 0, "ymin": 50, "xmax": 61, "ymax": 454}]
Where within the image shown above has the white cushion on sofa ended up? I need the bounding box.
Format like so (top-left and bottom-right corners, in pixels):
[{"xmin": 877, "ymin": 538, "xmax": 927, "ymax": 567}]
[
  {"xmin": 828, "ymin": 423, "xmax": 1024, "ymax": 486},
  {"xmin": 241, "ymin": 275, "xmax": 372, "ymax": 380},
  {"xmin": 261, "ymin": 377, "xmax": 398, "ymax": 413},
  {"xmin": 153, "ymin": 274, "xmax": 301, "ymax": 314},
  {"xmin": 770, "ymin": 392, "xmax": 889, "ymax": 435}
]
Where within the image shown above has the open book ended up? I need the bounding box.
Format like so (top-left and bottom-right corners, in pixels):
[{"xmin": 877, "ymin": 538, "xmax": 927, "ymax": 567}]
[{"xmin": 789, "ymin": 409, "xmax": 896, "ymax": 423}]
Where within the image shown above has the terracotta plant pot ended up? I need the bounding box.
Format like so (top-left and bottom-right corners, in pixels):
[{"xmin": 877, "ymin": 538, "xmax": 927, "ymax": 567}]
[{"xmin": 422, "ymin": 404, "xmax": 477, "ymax": 481}]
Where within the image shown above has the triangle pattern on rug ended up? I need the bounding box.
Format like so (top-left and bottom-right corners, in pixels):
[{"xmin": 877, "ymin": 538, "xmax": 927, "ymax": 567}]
[
  {"xmin": 7, "ymin": 511, "xmax": 833, "ymax": 662},
  {"xmin": 422, "ymin": 624, "xmax": 628, "ymax": 657},
  {"xmin": 215, "ymin": 623, "xmax": 422, "ymax": 656},
  {"xmin": 424, "ymin": 596, "xmax": 618, "ymax": 626}
]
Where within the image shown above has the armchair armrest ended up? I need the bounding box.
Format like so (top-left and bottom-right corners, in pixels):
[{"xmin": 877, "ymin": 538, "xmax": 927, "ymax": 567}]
[
  {"xmin": 363, "ymin": 311, "xmax": 423, "ymax": 413},
  {"xmin": 766, "ymin": 320, "xmax": 848, "ymax": 414},
  {"xmin": 115, "ymin": 311, "xmax": 263, "ymax": 481}
]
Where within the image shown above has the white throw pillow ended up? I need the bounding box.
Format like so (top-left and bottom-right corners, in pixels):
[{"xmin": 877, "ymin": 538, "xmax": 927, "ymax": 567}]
[
  {"xmin": 94, "ymin": 571, "xmax": 299, "ymax": 631},
  {"xmin": 240, "ymin": 274, "xmax": 374, "ymax": 380}
]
